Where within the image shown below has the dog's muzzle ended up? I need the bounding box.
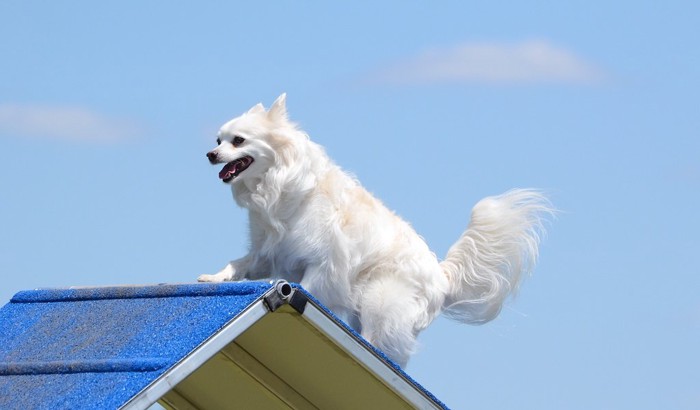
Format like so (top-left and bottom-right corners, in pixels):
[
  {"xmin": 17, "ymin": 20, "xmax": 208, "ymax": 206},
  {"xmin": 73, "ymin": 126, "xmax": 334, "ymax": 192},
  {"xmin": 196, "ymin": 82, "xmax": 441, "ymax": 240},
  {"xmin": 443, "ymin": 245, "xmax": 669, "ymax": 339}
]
[{"xmin": 207, "ymin": 150, "xmax": 254, "ymax": 183}]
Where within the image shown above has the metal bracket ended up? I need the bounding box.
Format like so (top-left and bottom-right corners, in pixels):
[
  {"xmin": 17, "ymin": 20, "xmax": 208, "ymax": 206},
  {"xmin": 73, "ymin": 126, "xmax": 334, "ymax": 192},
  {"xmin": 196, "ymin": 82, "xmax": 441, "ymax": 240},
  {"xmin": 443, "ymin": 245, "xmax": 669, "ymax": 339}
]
[
  {"xmin": 288, "ymin": 290, "xmax": 307, "ymax": 313},
  {"xmin": 263, "ymin": 280, "xmax": 294, "ymax": 312}
]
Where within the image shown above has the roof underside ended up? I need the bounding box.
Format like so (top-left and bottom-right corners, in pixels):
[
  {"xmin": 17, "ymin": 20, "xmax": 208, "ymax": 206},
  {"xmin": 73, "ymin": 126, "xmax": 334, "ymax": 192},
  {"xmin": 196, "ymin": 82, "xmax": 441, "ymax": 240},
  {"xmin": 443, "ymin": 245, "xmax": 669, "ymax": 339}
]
[{"xmin": 161, "ymin": 304, "xmax": 415, "ymax": 410}]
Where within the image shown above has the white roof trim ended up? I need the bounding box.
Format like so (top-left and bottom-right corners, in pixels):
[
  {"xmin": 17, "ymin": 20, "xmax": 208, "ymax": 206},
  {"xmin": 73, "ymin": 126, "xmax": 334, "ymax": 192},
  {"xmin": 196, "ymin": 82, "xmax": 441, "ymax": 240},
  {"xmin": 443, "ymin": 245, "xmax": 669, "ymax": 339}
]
[{"xmin": 120, "ymin": 282, "xmax": 444, "ymax": 410}]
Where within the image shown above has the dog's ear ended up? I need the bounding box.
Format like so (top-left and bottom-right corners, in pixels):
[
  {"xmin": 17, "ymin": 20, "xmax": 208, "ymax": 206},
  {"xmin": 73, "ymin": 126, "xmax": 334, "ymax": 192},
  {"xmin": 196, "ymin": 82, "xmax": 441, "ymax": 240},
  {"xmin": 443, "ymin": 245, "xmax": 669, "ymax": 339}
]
[
  {"xmin": 268, "ymin": 93, "xmax": 288, "ymax": 122},
  {"xmin": 247, "ymin": 103, "xmax": 265, "ymax": 114}
]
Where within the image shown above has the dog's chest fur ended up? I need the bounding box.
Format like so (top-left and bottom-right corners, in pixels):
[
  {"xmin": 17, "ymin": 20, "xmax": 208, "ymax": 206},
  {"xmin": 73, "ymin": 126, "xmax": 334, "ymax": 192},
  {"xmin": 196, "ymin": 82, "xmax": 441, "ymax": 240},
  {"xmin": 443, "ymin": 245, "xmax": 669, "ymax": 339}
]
[{"xmin": 242, "ymin": 186, "xmax": 333, "ymax": 279}]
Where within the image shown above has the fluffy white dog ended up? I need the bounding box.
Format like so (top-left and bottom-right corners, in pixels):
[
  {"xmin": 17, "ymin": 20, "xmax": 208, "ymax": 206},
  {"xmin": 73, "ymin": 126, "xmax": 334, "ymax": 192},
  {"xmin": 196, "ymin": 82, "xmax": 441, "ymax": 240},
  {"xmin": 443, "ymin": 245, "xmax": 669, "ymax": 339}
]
[{"xmin": 199, "ymin": 94, "xmax": 552, "ymax": 367}]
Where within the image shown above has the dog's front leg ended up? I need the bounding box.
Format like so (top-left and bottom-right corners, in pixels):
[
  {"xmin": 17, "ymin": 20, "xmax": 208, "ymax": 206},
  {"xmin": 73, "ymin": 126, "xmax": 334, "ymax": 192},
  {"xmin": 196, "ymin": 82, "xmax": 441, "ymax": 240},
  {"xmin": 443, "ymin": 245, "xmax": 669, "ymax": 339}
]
[{"xmin": 198, "ymin": 254, "xmax": 268, "ymax": 283}]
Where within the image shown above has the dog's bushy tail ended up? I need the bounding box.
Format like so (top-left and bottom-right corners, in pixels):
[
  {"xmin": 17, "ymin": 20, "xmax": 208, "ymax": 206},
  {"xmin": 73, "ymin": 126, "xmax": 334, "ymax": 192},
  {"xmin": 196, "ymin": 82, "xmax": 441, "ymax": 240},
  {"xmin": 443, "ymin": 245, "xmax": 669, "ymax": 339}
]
[{"xmin": 440, "ymin": 189, "xmax": 554, "ymax": 324}]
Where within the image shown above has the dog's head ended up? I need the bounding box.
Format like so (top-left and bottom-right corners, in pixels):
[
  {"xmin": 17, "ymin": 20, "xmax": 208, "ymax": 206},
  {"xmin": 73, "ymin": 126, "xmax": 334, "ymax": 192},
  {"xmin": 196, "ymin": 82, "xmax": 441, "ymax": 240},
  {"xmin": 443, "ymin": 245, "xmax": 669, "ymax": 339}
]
[{"xmin": 206, "ymin": 94, "xmax": 292, "ymax": 185}]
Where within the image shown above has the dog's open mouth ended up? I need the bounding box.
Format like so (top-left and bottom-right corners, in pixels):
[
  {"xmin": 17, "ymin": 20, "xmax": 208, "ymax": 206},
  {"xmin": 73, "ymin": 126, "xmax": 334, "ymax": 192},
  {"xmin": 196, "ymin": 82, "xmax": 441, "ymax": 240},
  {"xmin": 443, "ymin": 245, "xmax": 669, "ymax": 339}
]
[{"xmin": 219, "ymin": 156, "xmax": 254, "ymax": 183}]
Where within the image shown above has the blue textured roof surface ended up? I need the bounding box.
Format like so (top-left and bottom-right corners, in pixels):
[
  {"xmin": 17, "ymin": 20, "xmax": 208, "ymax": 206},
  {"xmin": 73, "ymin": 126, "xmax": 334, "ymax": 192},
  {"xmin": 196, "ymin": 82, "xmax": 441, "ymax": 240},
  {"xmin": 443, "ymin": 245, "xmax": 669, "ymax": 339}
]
[{"xmin": 0, "ymin": 282, "xmax": 273, "ymax": 409}]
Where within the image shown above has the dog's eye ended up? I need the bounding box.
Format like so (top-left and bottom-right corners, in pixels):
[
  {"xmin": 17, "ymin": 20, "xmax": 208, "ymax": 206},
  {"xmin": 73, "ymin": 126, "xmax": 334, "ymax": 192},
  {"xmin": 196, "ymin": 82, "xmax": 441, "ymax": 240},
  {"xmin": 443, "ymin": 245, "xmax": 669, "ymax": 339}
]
[
  {"xmin": 216, "ymin": 138, "xmax": 221, "ymax": 145},
  {"xmin": 232, "ymin": 136, "xmax": 245, "ymax": 147}
]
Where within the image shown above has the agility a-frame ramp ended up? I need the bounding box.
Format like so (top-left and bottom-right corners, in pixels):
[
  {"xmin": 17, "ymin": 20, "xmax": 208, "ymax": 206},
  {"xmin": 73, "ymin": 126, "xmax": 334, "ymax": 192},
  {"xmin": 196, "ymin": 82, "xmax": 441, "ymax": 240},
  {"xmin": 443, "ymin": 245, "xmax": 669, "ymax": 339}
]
[{"xmin": 0, "ymin": 280, "xmax": 448, "ymax": 409}]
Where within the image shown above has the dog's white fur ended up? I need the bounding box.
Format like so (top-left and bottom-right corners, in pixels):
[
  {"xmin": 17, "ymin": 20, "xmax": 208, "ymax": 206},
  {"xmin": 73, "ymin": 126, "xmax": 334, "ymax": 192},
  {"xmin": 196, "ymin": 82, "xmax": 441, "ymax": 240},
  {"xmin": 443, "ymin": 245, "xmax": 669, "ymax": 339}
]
[{"xmin": 199, "ymin": 94, "xmax": 552, "ymax": 367}]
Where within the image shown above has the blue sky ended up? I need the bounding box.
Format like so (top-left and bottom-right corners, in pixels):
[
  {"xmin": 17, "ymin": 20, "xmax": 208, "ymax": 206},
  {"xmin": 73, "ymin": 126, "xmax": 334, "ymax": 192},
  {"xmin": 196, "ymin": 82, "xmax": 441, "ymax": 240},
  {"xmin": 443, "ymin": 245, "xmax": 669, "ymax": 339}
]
[{"xmin": 1, "ymin": 1, "xmax": 698, "ymax": 408}]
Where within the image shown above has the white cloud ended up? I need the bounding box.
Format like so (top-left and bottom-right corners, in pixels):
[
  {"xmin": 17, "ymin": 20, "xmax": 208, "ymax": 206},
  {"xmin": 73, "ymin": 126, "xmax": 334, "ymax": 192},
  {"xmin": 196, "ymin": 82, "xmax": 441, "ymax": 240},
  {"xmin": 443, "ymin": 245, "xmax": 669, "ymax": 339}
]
[
  {"xmin": 0, "ymin": 104, "xmax": 141, "ymax": 142},
  {"xmin": 370, "ymin": 40, "xmax": 605, "ymax": 85}
]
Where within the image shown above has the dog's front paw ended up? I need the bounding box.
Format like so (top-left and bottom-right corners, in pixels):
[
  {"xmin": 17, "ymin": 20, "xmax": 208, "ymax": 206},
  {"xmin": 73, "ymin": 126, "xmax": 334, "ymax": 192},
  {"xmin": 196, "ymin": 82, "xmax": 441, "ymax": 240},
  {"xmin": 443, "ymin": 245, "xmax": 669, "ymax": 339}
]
[
  {"xmin": 197, "ymin": 273, "xmax": 230, "ymax": 283},
  {"xmin": 198, "ymin": 262, "xmax": 237, "ymax": 282}
]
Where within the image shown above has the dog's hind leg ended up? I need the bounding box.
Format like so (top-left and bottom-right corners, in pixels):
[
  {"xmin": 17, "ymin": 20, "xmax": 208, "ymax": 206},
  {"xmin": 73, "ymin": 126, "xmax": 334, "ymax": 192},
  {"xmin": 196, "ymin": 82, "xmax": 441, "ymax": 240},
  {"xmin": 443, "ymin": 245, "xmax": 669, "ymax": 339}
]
[{"xmin": 356, "ymin": 277, "xmax": 428, "ymax": 368}]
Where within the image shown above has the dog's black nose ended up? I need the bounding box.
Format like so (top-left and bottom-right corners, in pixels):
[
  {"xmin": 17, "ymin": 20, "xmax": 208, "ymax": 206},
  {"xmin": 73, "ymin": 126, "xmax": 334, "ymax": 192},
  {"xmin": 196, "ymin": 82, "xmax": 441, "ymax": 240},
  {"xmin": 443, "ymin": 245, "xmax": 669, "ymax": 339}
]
[{"xmin": 206, "ymin": 151, "xmax": 218, "ymax": 163}]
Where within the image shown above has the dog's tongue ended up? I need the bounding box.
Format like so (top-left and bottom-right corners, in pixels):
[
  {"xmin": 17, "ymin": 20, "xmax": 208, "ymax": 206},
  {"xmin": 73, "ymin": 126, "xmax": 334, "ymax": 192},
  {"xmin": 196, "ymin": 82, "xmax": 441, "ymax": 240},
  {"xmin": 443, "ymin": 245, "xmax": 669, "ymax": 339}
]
[{"xmin": 219, "ymin": 162, "xmax": 238, "ymax": 180}]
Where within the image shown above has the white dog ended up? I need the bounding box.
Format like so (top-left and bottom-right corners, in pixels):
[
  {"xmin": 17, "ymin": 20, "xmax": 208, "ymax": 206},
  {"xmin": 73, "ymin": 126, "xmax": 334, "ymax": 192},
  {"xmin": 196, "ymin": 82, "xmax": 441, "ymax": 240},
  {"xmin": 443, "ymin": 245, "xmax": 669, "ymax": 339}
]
[{"xmin": 199, "ymin": 94, "xmax": 552, "ymax": 367}]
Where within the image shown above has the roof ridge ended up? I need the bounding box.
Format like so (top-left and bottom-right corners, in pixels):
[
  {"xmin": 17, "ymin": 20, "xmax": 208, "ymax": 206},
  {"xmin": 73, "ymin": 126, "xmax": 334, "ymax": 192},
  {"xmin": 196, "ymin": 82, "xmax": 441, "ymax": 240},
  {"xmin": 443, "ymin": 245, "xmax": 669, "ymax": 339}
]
[{"xmin": 10, "ymin": 282, "xmax": 271, "ymax": 303}]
